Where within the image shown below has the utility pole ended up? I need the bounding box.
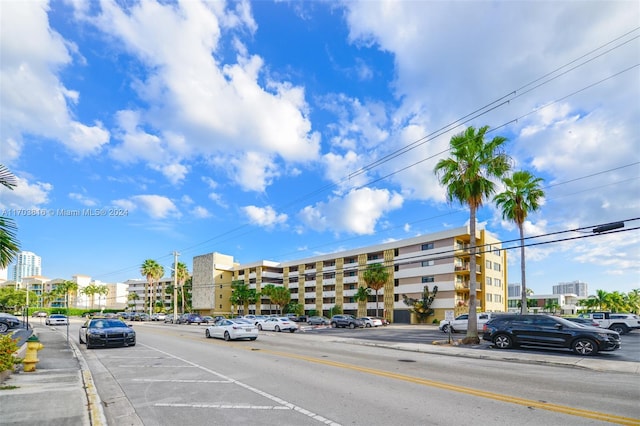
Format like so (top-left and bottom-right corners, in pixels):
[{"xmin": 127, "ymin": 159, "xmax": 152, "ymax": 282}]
[{"xmin": 173, "ymin": 251, "xmax": 180, "ymax": 324}]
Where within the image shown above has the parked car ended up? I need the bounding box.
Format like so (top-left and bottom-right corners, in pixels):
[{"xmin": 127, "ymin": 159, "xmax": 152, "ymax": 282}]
[
  {"xmin": 373, "ymin": 317, "xmax": 390, "ymax": 326},
  {"xmin": 151, "ymin": 313, "xmax": 166, "ymax": 321},
  {"xmin": 439, "ymin": 312, "xmax": 498, "ymax": 333},
  {"xmin": 257, "ymin": 317, "xmax": 298, "ymax": 332},
  {"xmin": 482, "ymin": 314, "xmax": 621, "ymax": 356},
  {"xmin": 330, "ymin": 315, "xmax": 364, "ymax": 329},
  {"xmin": 132, "ymin": 313, "xmax": 150, "ymax": 321},
  {"xmin": 564, "ymin": 317, "xmax": 600, "ymax": 327},
  {"xmin": 79, "ymin": 318, "xmax": 136, "ymax": 349},
  {"xmin": 358, "ymin": 317, "xmax": 383, "ymax": 328},
  {"xmin": 45, "ymin": 314, "xmax": 69, "ymax": 326},
  {"xmin": 307, "ymin": 316, "xmax": 331, "ymax": 325},
  {"xmin": 0, "ymin": 313, "xmax": 22, "ymax": 333},
  {"xmin": 31, "ymin": 311, "xmax": 48, "ymax": 318},
  {"xmin": 178, "ymin": 313, "xmax": 204, "ymax": 325},
  {"xmin": 164, "ymin": 314, "xmax": 175, "ymax": 324},
  {"xmin": 205, "ymin": 319, "xmax": 259, "ymax": 341},
  {"xmin": 284, "ymin": 313, "xmax": 299, "ymax": 322}
]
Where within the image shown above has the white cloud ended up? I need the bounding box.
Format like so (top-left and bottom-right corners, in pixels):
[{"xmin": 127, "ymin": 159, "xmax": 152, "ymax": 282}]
[
  {"xmin": 0, "ymin": 176, "xmax": 52, "ymax": 209},
  {"xmin": 191, "ymin": 206, "xmax": 211, "ymax": 219},
  {"xmin": 243, "ymin": 205, "xmax": 287, "ymax": 227},
  {"xmin": 299, "ymin": 187, "xmax": 404, "ymax": 235},
  {"xmin": 68, "ymin": 192, "xmax": 97, "ymax": 207},
  {"xmin": 0, "ymin": 0, "xmax": 109, "ymax": 161},
  {"xmin": 230, "ymin": 152, "xmax": 279, "ymax": 192},
  {"xmin": 80, "ymin": 0, "xmax": 320, "ymax": 190},
  {"xmin": 113, "ymin": 195, "xmax": 180, "ymax": 219}
]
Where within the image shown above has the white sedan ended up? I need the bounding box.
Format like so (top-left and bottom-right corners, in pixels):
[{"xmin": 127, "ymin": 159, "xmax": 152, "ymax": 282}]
[
  {"xmin": 205, "ymin": 319, "xmax": 258, "ymax": 341},
  {"xmin": 359, "ymin": 317, "xmax": 383, "ymax": 327},
  {"xmin": 45, "ymin": 314, "xmax": 69, "ymax": 326},
  {"xmin": 257, "ymin": 317, "xmax": 298, "ymax": 333}
]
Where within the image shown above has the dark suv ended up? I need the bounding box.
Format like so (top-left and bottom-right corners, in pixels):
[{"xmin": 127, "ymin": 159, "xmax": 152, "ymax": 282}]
[
  {"xmin": 482, "ymin": 314, "xmax": 621, "ymax": 356},
  {"xmin": 330, "ymin": 315, "xmax": 364, "ymax": 329}
]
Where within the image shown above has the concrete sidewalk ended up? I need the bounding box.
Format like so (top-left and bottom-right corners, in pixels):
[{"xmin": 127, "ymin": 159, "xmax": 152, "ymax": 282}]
[{"xmin": 0, "ymin": 325, "xmax": 104, "ymax": 426}]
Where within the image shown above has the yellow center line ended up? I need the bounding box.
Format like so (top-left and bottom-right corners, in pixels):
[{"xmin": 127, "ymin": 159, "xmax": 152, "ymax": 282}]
[
  {"xmin": 253, "ymin": 346, "xmax": 639, "ymax": 426},
  {"xmin": 146, "ymin": 326, "xmax": 639, "ymax": 425}
]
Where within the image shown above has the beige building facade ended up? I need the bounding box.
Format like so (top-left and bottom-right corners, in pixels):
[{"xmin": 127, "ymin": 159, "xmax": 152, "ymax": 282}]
[{"xmin": 192, "ymin": 225, "xmax": 508, "ymax": 323}]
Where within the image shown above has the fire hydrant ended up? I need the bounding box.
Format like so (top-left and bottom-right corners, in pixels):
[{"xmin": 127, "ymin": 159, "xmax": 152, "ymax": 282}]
[{"xmin": 23, "ymin": 335, "xmax": 44, "ymax": 372}]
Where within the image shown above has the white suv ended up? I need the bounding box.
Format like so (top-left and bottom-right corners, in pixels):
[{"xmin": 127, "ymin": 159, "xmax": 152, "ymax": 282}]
[{"xmin": 439, "ymin": 312, "xmax": 496, "ymax": 333}]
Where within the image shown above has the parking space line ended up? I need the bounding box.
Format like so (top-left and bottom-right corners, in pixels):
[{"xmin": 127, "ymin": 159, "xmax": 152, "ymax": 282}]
[
  {"xmin": 140, "ymin": 343, "xmax": 341, "ymax": 426},
  {"xmin": 132, "ymin": 379, "xmax": 232, "ymax": 383},
  {"xmin": 155, "ymin": 403, "xmax": 291, "ymax": 410}
]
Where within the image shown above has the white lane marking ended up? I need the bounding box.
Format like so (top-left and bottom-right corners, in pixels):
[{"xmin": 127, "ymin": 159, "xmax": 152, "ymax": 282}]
[
  {"xmin": 132, "ymin": 379, "xmax": 232, "ymax": 383},
  {"xmin": 140, "ymin": 343, "xmax": 342, "ymax": 426},
  {"xmin": 117, "ymin": 364, "xmax": 196, "ymax": 368},
  {"xmin": 156, "ymin": 403, "xmax": 290, "ymax": 410}
]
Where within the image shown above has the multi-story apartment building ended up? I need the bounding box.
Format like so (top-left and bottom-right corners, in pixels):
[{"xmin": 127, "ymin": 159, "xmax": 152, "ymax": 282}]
[
  {"xmin": 125, "ymin": 277, "xmax": 174, "ymax": 313},
  {"xmin": 11, "ymin": 251, "xmax": 42, "ymax": 283},
  {"xmin": 553, "ymin": 280, "xmax": 588, "ymax": 298},
  {"xmin": 192, "ymin": 225, "xmax": 507, "ymax": 323}
]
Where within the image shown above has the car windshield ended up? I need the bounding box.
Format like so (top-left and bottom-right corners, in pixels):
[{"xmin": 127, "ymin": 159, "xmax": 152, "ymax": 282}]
[{"xmin": 91, "ymin": 319, "xmax": 126, "ymax": 328}]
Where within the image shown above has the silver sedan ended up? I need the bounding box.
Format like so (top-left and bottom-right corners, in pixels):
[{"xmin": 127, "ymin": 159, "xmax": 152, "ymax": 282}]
[{"xmin": 205, "ymin": 319, "xmax": 258, "ymax": 341}]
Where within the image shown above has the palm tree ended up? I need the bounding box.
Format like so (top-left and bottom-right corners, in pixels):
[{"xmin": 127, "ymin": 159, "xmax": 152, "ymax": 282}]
[
  {"xmin": 0, "ymin": 165, "xmax": 20, "ymax": 269},
  {"xmin": 362, "ymin": 263, "xmax": 389, "ymax": 317},
  {"xmin": 270, "ymin": 286, "xmax": 291, "ymax": 315},
  {"xmin": 230, "ymin": 280, "xmax": 252, "ymax": 315},
  {"xmin": 141, "ymin": 259, "xmax": 161, "ymax": 315},
  {"xmin": 402, "ymin": 285, "xmax": 439, "ymax": 323},
  {"xmin": 174, "ymin": 262, "xmax": 189, "ymax": 313},
  {"xmin": 494, "ymin": 170, "xmax": 544, "ymax": 315},
  {"xmin": 261, "ymin": 284, "xmax": 276, "ymax": 315},
  {"xmin": 434, "ymin": 125, "xmax": 511, "ymax": 343},
  {"xmin": 625, "ymin": 289, "xmax": 640, "ymax": 314},
  {"xmin": 127, "ymin": 292, "xmax": 139, "ymax": 312},
  {"xmin": 82, "ymin": 284, "xmax": 99, "ymax": 309},
  {"xmin": 354, "ymin": 286, "xmax": 371, "ymax": 317},
  {"xmin": 96, "ymin": 285, "xmax": 109, "ymax": 311},
  {"xmin": 592, "ymin": 289, "xmax": 610, "ymax": 311}
]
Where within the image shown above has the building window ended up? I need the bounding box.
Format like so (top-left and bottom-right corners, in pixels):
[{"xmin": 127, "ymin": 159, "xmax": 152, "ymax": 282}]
[
  {"xmin": 486, "ymin": 260, "xmax": 492, "ymax": 270},
  {"xmin": 486, "ymin": 294, "xmax": 493, "ymax": 302},
  {"xmin": 493, "ymin": 262, "xmax": 501, "ymax": 271},
  {"xmin": 493, "ymin": 248, "xmax": 501, "ymax": 256},
  {"xmin": 367, "ymin": 253, "xmax": 380, "ymax": 261},
  {"xmin": 421, "ymin": 276, "xmax": 435, "ymax": 283},
  {"xmin": 394, "ymin": 279, "xmax": 399, "ymax": 287},
  {"xmin": 494, "ymin": 278, "xmax": 502, "ymax": 288},
  {"xmin": 495, "ymin": 294, "xmax": 502, "ymax": 303},
  {"xmin": 422, "ymin": 260, "xmax": 435, "ymax": 267},
  {"xmin": 421, "ymin": 243, "xmax": 434, "ymax": 250},
  {"xmin": 486, "ymin": 277, "xmax": 492, "ymax": 286}
]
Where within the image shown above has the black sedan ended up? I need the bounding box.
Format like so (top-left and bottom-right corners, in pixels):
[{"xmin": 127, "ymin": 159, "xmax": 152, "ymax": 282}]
[
  {"xmin": 482, "ymin": 314, "xmax": 620, "ymax": 356},
  {"xmin": 79, "ymin": 318, "xmax": 136, "ymax": 349},
  {"xmin": 0, "ymin": 313, "xmax": 22, "ymax": 333}
]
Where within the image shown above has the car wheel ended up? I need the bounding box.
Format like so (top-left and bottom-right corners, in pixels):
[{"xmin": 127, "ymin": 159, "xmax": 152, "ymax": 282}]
[
  {"xmin": 330, "ymin": 322, "xmax": 337, "ymax": 328},
  {"xmin": 275, "ymin": 325, "xmax": 281, "ymax": 332},
  {"xmin": 365, "ymin": 323, "xmax": 372, "ymax": 328},
  {"xmin": 610, "ymin": 324, "xmax": 628, "ymax": 335},
  {"xmin": 493, "ymin": 334, "xmax": 513, "ymax": 349},
  {"xmin": 78, "ymin": 333, "xmax": 84, "ymax": 344},
  {"xmin": 205, "ymin": 329, "xmax": 211, "ymax": 338},
  {"xmin": 349, "ymin": 322, "xmax": 356, "ymax": 329},
  {"xmin": 224, "ymin": 331, "xmax": 231, "ymax": 341},
  {"xmin": 86, "ymin": 340, "xmax": 93, "ymax": 349},
  {"xmin": 441, "ymin": 324, "xmax": 450, "ymax": 333},
  {"xmin": 289, "ymin": 328, "xmax": 296, "ymax": 333},
  {"xmin": 573, "ymin": 338, "xmax": 598, "ymax": 356},
  {"xmin": 249, "ymin": 337, "xmax": 257, "ymax": 341},
  {"xmin": 258, "ymin": 324, "xmax": 263, "ymax": 330}
]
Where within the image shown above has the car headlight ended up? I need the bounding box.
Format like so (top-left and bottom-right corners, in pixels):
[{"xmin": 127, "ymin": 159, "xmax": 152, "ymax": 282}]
[{"xmin": 597, "ymin": 333, "xmax": 613, "ymax": 339}]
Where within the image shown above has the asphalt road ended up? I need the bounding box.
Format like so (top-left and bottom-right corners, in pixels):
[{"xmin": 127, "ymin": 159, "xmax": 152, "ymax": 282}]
[
  {"xmin": 302, "ymin": 324, "xmax": 640, "ymax": 363},
  {"xmin": 74, "ymin": 321, "xmax": 639, "ymax": 426}
]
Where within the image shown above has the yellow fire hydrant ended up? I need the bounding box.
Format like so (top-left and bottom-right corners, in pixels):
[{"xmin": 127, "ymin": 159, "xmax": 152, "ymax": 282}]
[{"xmin": 23, "ymin": 335, "xmax": 44, "ymax": 372}]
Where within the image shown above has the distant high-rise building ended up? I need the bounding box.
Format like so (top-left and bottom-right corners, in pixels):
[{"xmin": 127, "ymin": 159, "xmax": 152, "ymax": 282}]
[
  {"xmin": 508, "ymin": 283, "xmax": 521, "ymax": 298},
  {"xmin": 553, "ymin": 280, "xmax": 588, "ymax": 297},
  {"xmin": 10, "ymin": 251, "xmax": 42, "ymax": 283}
]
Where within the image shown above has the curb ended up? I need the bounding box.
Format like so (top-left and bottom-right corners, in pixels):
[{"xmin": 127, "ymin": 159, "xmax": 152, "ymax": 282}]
[{"xmin": 68, "ymin": 332, "xmax": 108, "ymax": 426}]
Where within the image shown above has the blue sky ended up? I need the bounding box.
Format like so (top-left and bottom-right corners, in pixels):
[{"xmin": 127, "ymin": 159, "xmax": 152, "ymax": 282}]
[{"xmin": 1, "ymin": 0, "xmax": 638, "ymax": 296}]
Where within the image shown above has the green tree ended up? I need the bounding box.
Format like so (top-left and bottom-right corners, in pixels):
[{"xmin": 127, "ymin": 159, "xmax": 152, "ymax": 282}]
[
  {"xmin": 82, "ymin": 284, "xmax": 99, "ymax": 309},
  {"xmin": 434, "ymin": 125, "xmax": 511, "ymax": 343},
  {"xmin": 127, "ymin": 292, "xmax": 139, "ymax": 312},
  {"xmin": 494, "ymin": 170, "xmax": 544, "ymax": 315},
  {"xmin": 625, "ymin": 289, "xmax": 639, "ymax": 314},
  {"xmin": 230, "ymin": 280, "xmax": 252, "ymax": 315},
  {"xmin": 592, "ymin": 289, "xmax": 610, "ymax": 311},
  {"xmin": 57, "ymin": 280, "xmax": 79, "ymax": 312},
  {"xmin": 141, "ymin": 259, "xmax": 163, "ymax": 315},
  {"xmin": 362, "ymin": 263, "xmax": 390, "ymax": 317},
  {"xmin": 354, "ymin": 286, "xmax": 371, "ymax": 317},
  {"xmin": 173, "ymin": 262, "xmax": 189, "ymax": 313},
  {"xmin": 0, "ymin": 165, "xmax": 20, "ymax": 269},
  {"xmin": 96, "ymin": 285, "xmax": 109, "ymax": 311},
  {"xmin": 261, "ymin": 284, "xmax": 276, "ymax": 315},
  {"xmin": 402, "ymin": 285, "xmax": 438, "ymax": 323},
  {"xmin": 543, "ymin": 300, "xmax": 560, "ymax": 314},
  {"xmin": 270, "ymin": 286, "xmax": 291, "ymax": 315}
]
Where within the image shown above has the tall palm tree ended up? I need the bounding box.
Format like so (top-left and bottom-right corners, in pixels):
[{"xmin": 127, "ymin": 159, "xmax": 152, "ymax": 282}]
[
  {"xmin": 593, "ymin": 289, "xmax": 610, "ymax": 311},
  {"xmin": 230, "ymin": 280, "xmax": 252, "ymax": 315},
  {"xmin": 82, "ymin": 284, "xmax": 99, "ymax": 309},
  {"xmin": 0, "ymin": 165, "xmax": 20, "ymax": 269},
  {"xmin": 354, "ymin": 286, "xmax": 371, "ymax": 317},
  {"xmin": 173, "ymin": 262, "xmax": 189, "ymax": 313},
  {"xmin": 493, "ymin": 170, "xmax": 544, "ymax": 315},
  {"xmin": 96, "ymin": 285, "xmax": 109, "ymax": 311},
  {"xmin": 141, "ymin": 259, "xmax": 160, "ymax": 315},
  {"xmin": 434, "ymin": 125, "xmax": 511, "ymax": 343},
  {"xmin": 152, "ymin": 264, "xmax": 165, "ymax": 313},
  {"xmin": 270, "ymin": 286, "xmax": 291, "ymax": 315},
  {"xmin": 362, "ymin": 263, "xmax": 389, "ymax": 317},
  {"xmin": 127, "ymin": 292, "xmax": 139, "ymax": 312},
  {"xmin": 261, "ymin": 284, "xmax": 276, "ymax": 315}
]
